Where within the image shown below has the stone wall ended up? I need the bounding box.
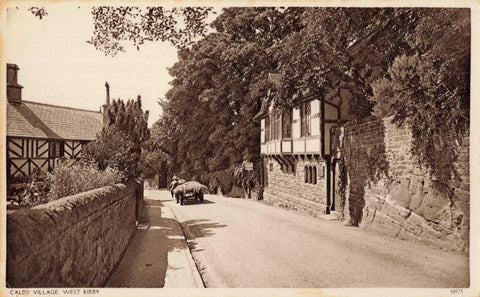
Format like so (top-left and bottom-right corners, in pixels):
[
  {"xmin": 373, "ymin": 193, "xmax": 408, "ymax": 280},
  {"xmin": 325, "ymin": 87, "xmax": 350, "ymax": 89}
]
[
  {"xmin": 7, "ymin": 183, "xmax": 138, "ymax": 287},
  {"xmin": 263, "ymin": 158, "xmax": 328, "ymax": 216},
  {"xmin": 342, "ymin": 117, "xmax": 469, "ymax": 252}
]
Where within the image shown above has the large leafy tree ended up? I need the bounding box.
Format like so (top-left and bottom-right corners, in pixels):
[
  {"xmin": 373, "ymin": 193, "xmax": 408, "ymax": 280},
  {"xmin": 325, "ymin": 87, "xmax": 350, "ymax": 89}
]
[
  {"xmin": 269, "ymin": 8, "xmax": 422, "ymax": 117},
  {"xmin": 148, "ymin": 8, "xmax": 305, "ymax": 192},
  {"xmin": 88, "ymin": 7, "xmax": 214, "ymax": 55},
  {"xmin": 84, "ymin": 96, "xmax": 150, "ymax": 180}
]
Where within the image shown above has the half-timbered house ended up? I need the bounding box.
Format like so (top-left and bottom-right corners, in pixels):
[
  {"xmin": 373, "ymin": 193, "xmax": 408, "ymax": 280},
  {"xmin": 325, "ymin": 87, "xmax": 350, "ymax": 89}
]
[
  {"xmin": 256, "ymin": 75, "xmax": 355, "ymax": 216},
  {"xmin": 6, "ymin": 63, "xmax": 104, "ymax": 180}
]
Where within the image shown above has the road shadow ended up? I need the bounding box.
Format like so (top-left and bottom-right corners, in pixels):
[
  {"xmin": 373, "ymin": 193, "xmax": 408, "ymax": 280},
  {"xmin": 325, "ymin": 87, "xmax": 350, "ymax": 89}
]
[
  {"xmin": 178, "ymin": 199, "xmax": 215, "ymax": 206},
  {"xmin": 180, "ymin": 219, "xmax": 227, "ymax": 252},
  {"xmin": 104, "ymin": 198, "xmax": 191, "ymax": 288}
]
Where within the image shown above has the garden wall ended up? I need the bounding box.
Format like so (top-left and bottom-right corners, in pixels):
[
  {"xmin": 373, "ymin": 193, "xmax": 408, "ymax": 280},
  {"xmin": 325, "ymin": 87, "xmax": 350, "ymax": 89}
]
[
  {"xmin": 342, "ymin": 117, "xmax": 469, "ymax": 252},
  {"xmin": 7, "ymin": 182, "xmax": 140, "ymax": 287}
]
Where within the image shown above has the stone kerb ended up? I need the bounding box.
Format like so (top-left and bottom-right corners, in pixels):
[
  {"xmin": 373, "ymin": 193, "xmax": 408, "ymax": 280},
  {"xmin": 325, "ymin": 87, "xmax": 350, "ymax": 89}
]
[{"xmin": 7, "ymin": 183, "xmax": 137, "ymax": 287}]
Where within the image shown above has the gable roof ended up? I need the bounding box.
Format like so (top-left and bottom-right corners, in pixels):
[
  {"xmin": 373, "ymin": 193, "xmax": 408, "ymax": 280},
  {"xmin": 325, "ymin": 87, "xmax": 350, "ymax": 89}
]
[{"xmin": 7, "ymin": 101, "xmax": 103, "ymax": 141}]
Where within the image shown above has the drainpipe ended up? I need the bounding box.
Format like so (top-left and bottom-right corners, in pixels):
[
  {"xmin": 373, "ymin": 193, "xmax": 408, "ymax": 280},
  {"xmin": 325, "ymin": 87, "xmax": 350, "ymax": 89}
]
[{"xmin": 319, "ymin": 90, "xmax": 332, "ymax": 215}]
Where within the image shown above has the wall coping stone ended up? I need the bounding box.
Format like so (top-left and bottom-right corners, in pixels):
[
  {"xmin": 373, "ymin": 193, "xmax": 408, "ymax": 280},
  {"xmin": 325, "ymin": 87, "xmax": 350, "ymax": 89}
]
[{"xmin": 7, "ymin": 183, "xmax": 134, "ymax": 264}]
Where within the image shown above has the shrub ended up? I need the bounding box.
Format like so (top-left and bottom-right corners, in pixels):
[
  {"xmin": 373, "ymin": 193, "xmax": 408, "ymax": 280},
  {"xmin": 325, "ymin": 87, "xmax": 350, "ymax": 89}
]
[
  {"xmin": 83, "ymin": 129, "xmax": 139, "ymax": 181},
  {"xmin": 16, "ymin": 169, "xmax": 50, "ymax": 208},
  {"xmin": 83, "ymin": 97, "xmax": 150, "ymax": 181},
  {"xmin": 46, "ymin": 159, "xmax": 122, "ymax": 201},
  {"xmin": 369, "ymin": 54, "xmax": 469, "ymax": 186}
]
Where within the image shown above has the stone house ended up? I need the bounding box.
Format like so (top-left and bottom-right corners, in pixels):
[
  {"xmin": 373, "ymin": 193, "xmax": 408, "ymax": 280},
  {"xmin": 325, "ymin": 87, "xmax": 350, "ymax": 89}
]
[{"xmin": 5, "ymin": 63, "xmax": 104, "ymax": 181}]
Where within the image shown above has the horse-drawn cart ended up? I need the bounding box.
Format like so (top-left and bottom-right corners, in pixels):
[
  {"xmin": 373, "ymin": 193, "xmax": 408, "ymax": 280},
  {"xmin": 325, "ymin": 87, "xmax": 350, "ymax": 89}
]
[{"xmin": 173, "ymin": 181, "xmax": 209, "ymax": 205}]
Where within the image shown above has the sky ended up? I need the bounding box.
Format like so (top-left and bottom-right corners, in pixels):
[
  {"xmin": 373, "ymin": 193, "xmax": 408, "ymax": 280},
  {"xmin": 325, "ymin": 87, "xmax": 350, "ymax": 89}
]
[{"xmin": 5, "ymin": 4, "xmax": 180, "ymax": 127}]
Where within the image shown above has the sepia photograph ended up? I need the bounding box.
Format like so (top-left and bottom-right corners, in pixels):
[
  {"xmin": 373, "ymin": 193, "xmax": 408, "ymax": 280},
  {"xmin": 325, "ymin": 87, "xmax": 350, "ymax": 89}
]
[{"xmin": 1, "ymin": 1, "xmax": 478, "ymax": 296}]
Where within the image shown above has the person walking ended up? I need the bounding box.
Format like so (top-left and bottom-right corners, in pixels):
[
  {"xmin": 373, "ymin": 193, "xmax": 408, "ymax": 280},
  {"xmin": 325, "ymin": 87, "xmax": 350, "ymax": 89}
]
[{"xmin": 170, "ymin": 176, "xmax": 179, "ymax": 199}]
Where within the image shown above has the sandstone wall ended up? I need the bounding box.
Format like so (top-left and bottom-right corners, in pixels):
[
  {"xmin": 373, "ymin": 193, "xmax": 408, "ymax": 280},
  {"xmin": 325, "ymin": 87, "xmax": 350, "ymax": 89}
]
[
  {"xmin": 7, "ymin": 183, "xmax": 138, "ymax": 287},
  {"xmin": 264, "ymin": 158, "xmax": 328, "ymax": 216},
  {"xmin": 342, "ymin": 117, "xmax": 469, "ymax": 252}
]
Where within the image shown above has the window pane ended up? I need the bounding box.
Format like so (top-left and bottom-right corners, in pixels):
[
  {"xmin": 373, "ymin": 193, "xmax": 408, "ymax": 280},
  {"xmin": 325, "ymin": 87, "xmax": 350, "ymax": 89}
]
[
  {"xmin": 282, "ymin": 108, "xmax": 292, "ymax": 138},
  {"xmin": 301, "ymin": 102, "xmax": 311, "ymax": 137},
  {"xmin": 304, "ymin": 166, "xmax": 308, "ymax": 183},
  {"xmin": 265, "ymin": 117, "xmax": 270, "ymax": 141}
]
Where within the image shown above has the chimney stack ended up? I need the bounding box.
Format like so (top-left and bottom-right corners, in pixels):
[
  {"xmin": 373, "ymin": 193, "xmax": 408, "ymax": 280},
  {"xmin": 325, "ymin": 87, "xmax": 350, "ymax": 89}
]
[
  {"xmin": 102, "ymin": 81, "xmax": 110, "ymax": 114},
  {"xmin": 7, "ymin": 64, "xmax": 23, "ymax": 105}
]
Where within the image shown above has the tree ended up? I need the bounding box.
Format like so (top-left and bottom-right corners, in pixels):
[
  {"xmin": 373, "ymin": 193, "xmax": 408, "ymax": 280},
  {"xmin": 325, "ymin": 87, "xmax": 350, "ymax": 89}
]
[
  {"xmin": 369, "ymin": 8, "xmax": 470, "ymax": 186},
  {"xmin": 148, "ymin": 9, "xmax": 291, "ymax": 192},
  {"xmin": 267, "ymin": 8, "xmax": 423, "ymax": 118},
  {"xmin": 83, "ymin": 96, "xmax": 150, "ymax": 180},
  {"xmin": 83, "ymin": 7, "xmax": 470, "ymax": 193},
  {"xmin": 88, "ymin": 7, "xmax": 214, "ymax": 55}
]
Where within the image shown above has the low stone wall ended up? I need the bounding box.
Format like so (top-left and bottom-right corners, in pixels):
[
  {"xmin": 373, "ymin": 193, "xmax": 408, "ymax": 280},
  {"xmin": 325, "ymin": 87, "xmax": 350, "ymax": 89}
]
[
  {"xmin": 342, "ymin": 117, "xmax": 469, "ymax": 252},
  {"xmin": 7, "ymin": 183, "xmax": 138, "ymax": 287}
]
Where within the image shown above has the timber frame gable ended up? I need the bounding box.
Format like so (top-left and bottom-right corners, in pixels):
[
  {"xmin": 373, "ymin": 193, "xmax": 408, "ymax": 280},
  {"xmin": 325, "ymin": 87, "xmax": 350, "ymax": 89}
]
[{"xmin": 5, "ymin": 63, "xmax": 104, "ymax": 180}]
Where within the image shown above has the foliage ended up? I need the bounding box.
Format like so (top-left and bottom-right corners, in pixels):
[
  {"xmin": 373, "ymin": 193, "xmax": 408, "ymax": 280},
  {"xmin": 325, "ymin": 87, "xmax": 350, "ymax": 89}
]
[
  {"xmin": 268, "ymin": 8, "xmax": 424, "ymax": 118},
  {"xmin": 29, "ymin": 7, "xmax": 48, "ymax": 19},
  {"xmin": 233, "ymin": 165, "xmax": 256, "ymax": 194},
  {"xmin": 337, "ymin": 159, "xmax": 347, "ymax": 219},
  {"xmin": 369, "ymin": 9, "xmax": 470, "ymax": 185},
  {"xmin": 88, "ymin": 7, "xmax": 214, "ymax": 55},
  {"xmin": 46, "ymin": 160, "xmax": 122, "ymax": 201},
  {"xmin": 233, "ymin": 160, "xmax": 265, "ymax": 198},
  {"xmin": 83, "ymin": 96, "xmax": 150, "ymax": 180},
  {"xmin": 86, "ymin": 7, "xmax": 469, "ymax": 195},
  {"xmin": 149, "ymin": 8, "xmax": 289, "ymax": 193},
  {"xmin": 15, "ymin": 169, "xmax": 50, "ymax": 208},
  {"xmin": 13, "ymin": 161, "xmax": 121, "ymax": 208},
  {"xmin": 138, "ymin": 147, "xmax": 169, "ymax": 178}
]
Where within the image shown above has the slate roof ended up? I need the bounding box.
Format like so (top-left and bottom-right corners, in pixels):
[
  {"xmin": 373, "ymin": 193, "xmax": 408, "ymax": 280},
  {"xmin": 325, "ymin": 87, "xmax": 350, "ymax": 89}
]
[{"xmin": 7, "ymin": 101, "xmax": 103, "ymax": 141}]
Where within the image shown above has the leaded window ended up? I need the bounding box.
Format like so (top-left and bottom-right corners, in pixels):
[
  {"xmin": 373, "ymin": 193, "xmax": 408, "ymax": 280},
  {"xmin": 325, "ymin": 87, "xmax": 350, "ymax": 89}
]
[
  {"xmin": 300, "ymin": 101, "xmax": 311, "ymax": 137},
  {"xmin": 282, "ymin": 108, "xmax": 292, "ymax": 138}
]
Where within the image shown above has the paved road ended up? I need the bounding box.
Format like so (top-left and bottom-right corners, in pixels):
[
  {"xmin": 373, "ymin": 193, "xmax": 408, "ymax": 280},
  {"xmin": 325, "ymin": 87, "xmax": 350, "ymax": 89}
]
[{"xmin": 163, "ymin": 191, "xmax": 469, "ymax": 288}]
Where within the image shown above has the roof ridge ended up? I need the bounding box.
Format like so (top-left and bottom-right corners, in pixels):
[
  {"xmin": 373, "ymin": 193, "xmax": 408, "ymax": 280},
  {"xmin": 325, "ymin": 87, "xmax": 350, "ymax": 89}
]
[{"xmin": 20, "ymin": 100, "xmax": 102, "ymax": 114}]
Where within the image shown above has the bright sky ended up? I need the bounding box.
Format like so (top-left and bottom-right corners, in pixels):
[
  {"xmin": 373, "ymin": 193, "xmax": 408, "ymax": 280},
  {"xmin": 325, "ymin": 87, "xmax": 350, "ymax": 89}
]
[{"xmin": 5, "ymin": 4, "xmax": 179, "ymax": 127}]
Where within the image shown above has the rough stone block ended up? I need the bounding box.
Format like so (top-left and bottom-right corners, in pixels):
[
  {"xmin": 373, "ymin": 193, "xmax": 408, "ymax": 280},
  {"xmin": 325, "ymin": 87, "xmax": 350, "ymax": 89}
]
[
  {"xmin": 422, "ymin": 189, "xmax": 453, "ymax": 223},
  {"xmin": 383, "ymin": 196, "xmax": 411, "ymax": 219},
  {"xmin": 366, "ymin": 212, "xmax": 403, "ymax": 237},
  {"xmin": 403, "ymin": 212, "xmax": 426, "ymax": 236},
  {"xmin": 389, "ymin": 179, "xmax": 412, "ymax": 208},
  {"xmin": 409, "ymin": 191, "xmax": 426, "ymax": 216}
]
